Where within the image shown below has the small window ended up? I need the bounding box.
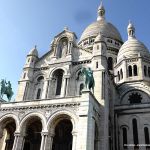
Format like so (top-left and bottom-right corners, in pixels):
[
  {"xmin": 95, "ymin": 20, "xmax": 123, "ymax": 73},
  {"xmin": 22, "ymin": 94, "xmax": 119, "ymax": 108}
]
[
  {"xmin": 133, "ymin": 65, "xmax": 138, "ymax": 76},
  {"xmin": 108, "ymin": 57, "xmax": 113, "ymax": 70},
  {"xmin": 97, "ymin": 45, "xmax": 99, "ymax": 50},
  {"xmin": 122, "ymin": 128, "xmax": 127, "ymax": 149},
  {"xmin": 128, "ymin": 66, "xmax": 132, "ymax": 77},
  {"xmin": 79, "ymin": 84, "xmax": 84, "ymax": 95},
  {"xmin": 96, "ymin": 62, "xmax": 98, "ymax": 69},
  {"xmin": 120, "ymin": 69, "xmax": 123, "ymax": 79},
  {"xmin": 144, "ymin": 66, "xmax": 147, "ymax": 76},
  {"xmin": 148, "ymin": 67, "xmax": 150, "ymax": 77},
  {"xmin": 23, "ymin": 73, "xmax": 26, "ymax": 79},
  {"xmin": 28, "ymin": 58, "xmax": 30, "ymax": 62},
  {"xmin": 132, "ymin": 119, "xmax": 139, "ymax": 149},
  {"xmin": 36, "ymin": 88, "xmax": 41, "ymax": 99},
  {"xmin": 128, "ymin": 92, "xmax": 142, "ymax": 104},
  {"xmin": 144, "ymin": 127, "xmax": 150, "ymax": 149},
  {"xmin": 118, "ymin": 71, "xmax": 120, "ymax": 81}
]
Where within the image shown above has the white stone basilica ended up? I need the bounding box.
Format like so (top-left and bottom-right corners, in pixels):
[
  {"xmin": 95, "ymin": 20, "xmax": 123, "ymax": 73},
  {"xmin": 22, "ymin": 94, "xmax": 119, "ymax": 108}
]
[{"xmin": 0, "ymin": 2, "xmax": 150, "ymax": 150}]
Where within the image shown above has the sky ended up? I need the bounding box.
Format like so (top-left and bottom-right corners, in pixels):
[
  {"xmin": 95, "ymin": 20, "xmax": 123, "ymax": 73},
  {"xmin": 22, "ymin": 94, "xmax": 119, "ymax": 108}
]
[{"xmin": 0, "ymin": 0, "xmax": 150, "ymax": 100}]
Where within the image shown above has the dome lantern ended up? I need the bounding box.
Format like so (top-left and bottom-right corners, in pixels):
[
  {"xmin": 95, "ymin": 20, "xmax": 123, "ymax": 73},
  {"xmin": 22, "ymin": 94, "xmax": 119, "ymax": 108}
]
[
  {"xmin": 97, "ymin": 1, "xmax": 105, "ymax": 21},
  {"xmin": 127, "ymin": 21, "xmax": 135, "ymax": 39}
]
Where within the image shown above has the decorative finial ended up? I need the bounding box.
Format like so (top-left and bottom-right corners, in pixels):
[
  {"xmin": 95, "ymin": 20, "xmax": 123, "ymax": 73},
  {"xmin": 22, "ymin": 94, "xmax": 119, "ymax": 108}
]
[
  {"xmin": 97, "ymin": 0, "xmax": 105, "ymax": 21},
  {"xmin": 127, "ymin": 20, "xmax": 135, "ymax": 39},
  {"xmin": 35, "ymin": 45, "xmax": 37, "ymax": 49},
  {"xmin": 64, "ymin": 26, "xmax": 69, "ymax": 31}
]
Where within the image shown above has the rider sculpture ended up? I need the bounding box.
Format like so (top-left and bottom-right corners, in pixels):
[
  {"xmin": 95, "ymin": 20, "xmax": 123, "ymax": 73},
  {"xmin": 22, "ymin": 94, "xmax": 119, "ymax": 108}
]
[
  {"xmin": 0, "ymin": 79, "xmax": 14, "ymax": 102},
  {"xmin": 81, "ymin": 67, "xmax": 95, "ymax": 93}
]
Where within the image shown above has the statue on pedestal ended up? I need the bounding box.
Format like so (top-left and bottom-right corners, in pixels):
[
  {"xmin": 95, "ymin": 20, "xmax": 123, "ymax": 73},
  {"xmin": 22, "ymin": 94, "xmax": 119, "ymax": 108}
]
[
  {"xmin": 0, "ymin": 79, "xmax": 14, "ymax": 102},
  {"xmin": 81, "ymin": 67, "xmax": 95, "ymax": 93}
]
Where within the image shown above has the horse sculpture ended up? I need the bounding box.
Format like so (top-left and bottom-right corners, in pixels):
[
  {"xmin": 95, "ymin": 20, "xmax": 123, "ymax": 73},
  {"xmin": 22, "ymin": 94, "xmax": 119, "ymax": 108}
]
[
  {"xmin": 81, "ymin": 67, "xmax": 95, "ymax": 93},
  {"xmin": 0, "ymin": 79, "xmax": 14, "ymax": 102}
]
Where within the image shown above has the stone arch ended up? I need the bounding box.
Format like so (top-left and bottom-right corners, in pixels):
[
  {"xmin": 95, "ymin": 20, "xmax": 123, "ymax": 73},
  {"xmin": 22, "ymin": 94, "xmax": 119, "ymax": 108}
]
[
  {"xmin": 49, "ymin": 67, "xmax": 68, "ymax": 78},
  {"xmin": 120, "ymin": 86, "xmax": 150, "ymax": 103},
  {"xmin": 19, "ymin": 112, "xmax": 47, "ymax": 134},
  {"xmin": 47, "ymin": 109, "xmax": 78, "ymax": 132},
  {"xmin": 33, "ymin": 72, "xmax": 46, "ymax": 82},
  {"xmin": 0, "ymin": 114, "xmax": 19, "ymax": 132}
]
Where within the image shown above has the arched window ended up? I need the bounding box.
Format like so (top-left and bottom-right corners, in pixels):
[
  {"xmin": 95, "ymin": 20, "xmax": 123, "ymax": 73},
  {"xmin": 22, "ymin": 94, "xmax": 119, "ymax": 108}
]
[
  {"xmin": 144, "ymin": 66, "xmax": 147, "ymax": 76},
  {"xmin": 122, "ymin": 128, "xmax": 127, "ymax": 149},
  {"xmin": 128, "ymin": 65, "xmax": 132, "ymax": 77},
  {"xmin": 132, "ymin": 119, "xmax": 139, "ymax": 149},
  {"xmin": 148, "ymin": 67, "xmax": 150, "ymax": 77},
  {"xmin": 52, "ymin": 69, "xmax": 64, "ymax": 96},
  {"xmin": 56, "ymin": 72, "xmax": 63, "ymax": 96},
  {"xmin": 118, "ymin": 71, "xmax": 120, "ymax": 81},
  {"xmin": 108, "ymin": 57, "xmax": 113, "ymax": 70},
  {"xmin": 133, "ymin": 65, "xmax": 138, "ymax": 76},
  {"xmin": 37, "ymin": 76, "xmax": 44, "ymax": 82},
  {"xmin": 128, "ymin": 92, "xmax": 142, "ymax": 104},
  {"xmin": 36, "ymin": 88, "xmax": 41, "ymax": 99},
  {"xmin": 144, "ymin": 127, "xmax": 150, "ymax": 149},
  {"xmin": 120, "ymin": 69, "xmax": 123, "ymax": 79},
  {"xmin": 79, "ymin": 84, "xmax": 84, "ymax": 95}
]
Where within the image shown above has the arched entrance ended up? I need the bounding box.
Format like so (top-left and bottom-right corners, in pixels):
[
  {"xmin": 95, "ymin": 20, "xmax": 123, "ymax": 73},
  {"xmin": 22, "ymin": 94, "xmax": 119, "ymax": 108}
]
[
  {"xmin": 0, "ymin": 117, "xmax": 16, "ymax": 150},
  {"xmin": 23, "ymin": 118, "xmax": 42, "ymax": 150},
  {"xmin": 52, "ymin": 119, "xmax": 73, "ymax": 150}
]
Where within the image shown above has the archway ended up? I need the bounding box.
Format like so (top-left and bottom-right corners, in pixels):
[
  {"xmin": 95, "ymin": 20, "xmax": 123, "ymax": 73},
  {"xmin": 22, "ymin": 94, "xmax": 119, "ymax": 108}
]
[
  {"xmin": 0, "ymin": 117, "xmax": 16, "ymax": 150},
  {"xmin": 23, "ymin": 117, "xmax": 42, "ymax": 150},
  {"xmin": 52, "ymin": 119, "xmax": 73, "ymax": 150}
]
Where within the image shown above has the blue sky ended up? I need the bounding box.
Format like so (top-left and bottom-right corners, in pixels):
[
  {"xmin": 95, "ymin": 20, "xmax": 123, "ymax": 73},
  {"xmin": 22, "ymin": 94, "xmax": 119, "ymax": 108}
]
[{"xmin": 0, "ymin": 0, "xmax": 150, "ymax": 100}]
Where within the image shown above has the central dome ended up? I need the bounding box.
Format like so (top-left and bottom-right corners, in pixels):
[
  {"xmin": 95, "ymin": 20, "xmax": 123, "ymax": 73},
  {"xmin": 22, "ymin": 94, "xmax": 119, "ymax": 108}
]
[{"xmin": 79, "ymin": 19, "xmax": 122, "ymax": 42}]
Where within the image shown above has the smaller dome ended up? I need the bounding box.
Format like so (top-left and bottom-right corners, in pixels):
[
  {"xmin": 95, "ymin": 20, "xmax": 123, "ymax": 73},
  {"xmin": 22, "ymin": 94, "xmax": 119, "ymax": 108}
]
[
  {"xmin": 28, "ymin": 46, "xmax": 38, "ymax": 57},
  {"xmin": 117, "ymin": 22, "xmax": 150, "ymax": 63},
  {"xmin": 117, "ymin": 38, "xmax": 149, "ymax": 62}
]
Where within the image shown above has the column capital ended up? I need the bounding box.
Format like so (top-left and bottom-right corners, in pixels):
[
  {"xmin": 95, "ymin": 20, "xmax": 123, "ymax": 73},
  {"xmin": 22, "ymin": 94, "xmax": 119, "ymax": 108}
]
[
  {"xmin": 72, "ymin": 131, "xmax": 78, "ymax": 136},
  {"xmin": 41, "ymin": 132, "xmax": 49, "ymax": 136}
]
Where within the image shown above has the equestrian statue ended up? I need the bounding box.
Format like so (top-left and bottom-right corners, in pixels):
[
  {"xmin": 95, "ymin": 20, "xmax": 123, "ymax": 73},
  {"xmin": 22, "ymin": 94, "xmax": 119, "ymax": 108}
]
[
  {"xmin": 81, "ymin": 67, "xmax": 95, "ymax": 93},
  {"xmin": 0, "ymin": 79, "xmax": 14, "ymax": 102}
]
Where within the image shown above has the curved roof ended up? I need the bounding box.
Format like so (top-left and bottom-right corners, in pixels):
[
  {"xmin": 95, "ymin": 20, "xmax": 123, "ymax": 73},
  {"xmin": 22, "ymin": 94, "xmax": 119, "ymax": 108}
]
[
  {"xmin": 28, "ymin": 47, "xmax": 38, "ymax": 57},
  {"xmin": 79, "ymin": 20, "xmax": 122, "ymax": 42},
  {"xmin": 117, "ymin": 38, "xmax": 150, "ymax": 62}
]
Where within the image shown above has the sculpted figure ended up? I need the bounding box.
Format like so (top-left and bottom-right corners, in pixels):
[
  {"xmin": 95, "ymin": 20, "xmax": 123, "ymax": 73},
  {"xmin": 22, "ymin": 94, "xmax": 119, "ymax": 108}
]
[
  {"xmin": 81, "ymin": 67, "xmax": 95, "ymax": 93},
  {"xmin": 61, "ymin": 41, "xmax": 68, "ymax": 57},
  {"xmin": 0, "ymin": 79, "xmax": 14, "ymax": 102}
]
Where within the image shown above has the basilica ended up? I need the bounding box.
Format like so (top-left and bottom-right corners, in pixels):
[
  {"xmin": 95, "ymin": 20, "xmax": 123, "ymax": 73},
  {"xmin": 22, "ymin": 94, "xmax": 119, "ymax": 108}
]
[{"xmin": 0, "ymin": 2, "xmax": 150, "ymax": 150}]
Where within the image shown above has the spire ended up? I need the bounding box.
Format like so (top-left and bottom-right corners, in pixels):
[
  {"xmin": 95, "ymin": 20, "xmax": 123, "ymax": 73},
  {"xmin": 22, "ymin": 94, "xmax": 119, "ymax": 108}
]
[
  {"xmin": 127, "ymin": 21, "xmax": 136, "ymax": 39},
  {"xmin": 97, "ymin": 1, "xmax": 105, "ymax": 21}
]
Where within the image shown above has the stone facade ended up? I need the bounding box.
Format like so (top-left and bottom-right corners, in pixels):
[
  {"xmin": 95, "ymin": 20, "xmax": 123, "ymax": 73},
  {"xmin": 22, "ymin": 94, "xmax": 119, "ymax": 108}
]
[{"xmin": 0, "ymin": 2, "xmax": 150, "ymax": 150}]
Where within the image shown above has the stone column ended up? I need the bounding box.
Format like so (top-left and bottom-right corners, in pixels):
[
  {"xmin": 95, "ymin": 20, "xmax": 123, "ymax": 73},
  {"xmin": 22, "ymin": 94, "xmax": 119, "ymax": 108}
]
[
  {"xmin": 40, "ymin": 132, "xmax": 49, "ymax": 150},
  {"xmin": 72, "ymin": 131, "xmax": 77, "ymax": 150},
  {"xmin": 45, "ymin": 131, "xmax": 55, "ymax": 150},
  {"xmin": 42, "ymin": 80, "xmax": 49, "ymax": 99},
  {"xmin": 61, "ymin": 77, "xmax": 67, "ymax": 97},
  {"xmin": 12, "ymin": 132, "xmax": 25, "ymax": 150}
]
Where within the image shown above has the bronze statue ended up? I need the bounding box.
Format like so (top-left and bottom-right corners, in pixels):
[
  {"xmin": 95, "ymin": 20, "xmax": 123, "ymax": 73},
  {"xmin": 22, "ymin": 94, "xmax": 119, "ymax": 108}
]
[
  {"xmin": 81, "ymin": 67, "xmax": 95, "ymax": 93},
  {"xmin": 0, "ymin": 79, "xmax": 14, "ymax": 102}
]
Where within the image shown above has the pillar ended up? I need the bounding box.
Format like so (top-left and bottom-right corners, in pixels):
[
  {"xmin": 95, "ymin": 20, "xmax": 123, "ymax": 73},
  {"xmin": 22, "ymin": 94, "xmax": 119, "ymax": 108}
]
[
  {"xmin": 40, "ymin": 132, "xmax": 48, "ymax": 150},
  {"xmin": 12, "ymin": 132, "xmax": 25, "ymax": 150},
  {"xmin": 45, "ymin": 131, "xmax": 55, "ymax": 150},
  {"xmin": 72, "ymin": 131, "xmax": 77, "ymax": 150}
]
